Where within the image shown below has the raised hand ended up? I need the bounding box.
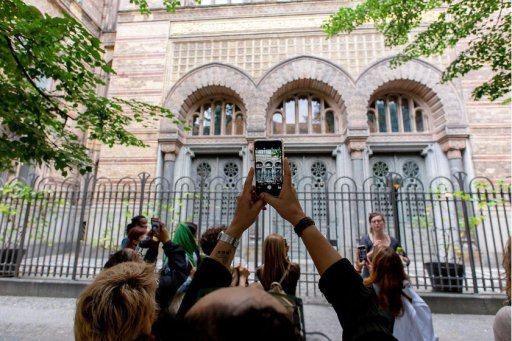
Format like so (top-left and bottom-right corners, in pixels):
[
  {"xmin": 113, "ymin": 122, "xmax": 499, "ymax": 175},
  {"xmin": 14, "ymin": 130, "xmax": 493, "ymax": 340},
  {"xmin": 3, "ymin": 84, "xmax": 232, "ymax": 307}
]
[
  {"xmin": 260, "ymin": 158, "xmax": 305, "ymax": 226},
  {"xmin": 212, "ymin": 167, "xmax": 266, "ymax": 269},
  {"xmin": 152, "ymin": 222, "xmax": 170, "ymax": 244},
  {"xmin": 228, "ymin": 167, "xmax": 266, "ymax": 238}
]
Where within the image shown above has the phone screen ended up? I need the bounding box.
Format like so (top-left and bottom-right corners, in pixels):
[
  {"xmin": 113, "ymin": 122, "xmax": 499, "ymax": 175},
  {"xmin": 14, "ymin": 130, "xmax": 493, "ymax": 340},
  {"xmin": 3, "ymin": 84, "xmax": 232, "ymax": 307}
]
[
  {"xmin": 254, "ymin": 140, "xmax": 283, "ymax": 197},
  {"xmin": 357, "ymin": 245, "xmax": 367, "ymax": 261},
  {"xmin": 151, "ymin": 218, "xmax": 160, "ymax": 232}
]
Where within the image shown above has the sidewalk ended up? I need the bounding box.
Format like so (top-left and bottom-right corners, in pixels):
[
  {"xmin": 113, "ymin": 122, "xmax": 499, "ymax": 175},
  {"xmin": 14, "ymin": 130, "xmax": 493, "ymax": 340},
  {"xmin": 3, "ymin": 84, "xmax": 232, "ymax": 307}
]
[{"xmin": 0, "ymin": 296, "xmax": 496, "ymax": 341}]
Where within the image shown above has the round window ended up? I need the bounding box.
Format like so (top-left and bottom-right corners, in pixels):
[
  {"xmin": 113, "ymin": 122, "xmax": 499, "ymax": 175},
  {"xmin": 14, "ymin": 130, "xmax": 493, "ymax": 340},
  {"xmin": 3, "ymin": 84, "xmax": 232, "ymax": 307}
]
[
  {"xmin": 372, "ymin": 161, "xmax": 389, "ymax": 177},
  {"xmin": 402, "ymin": 161, "xmax": 420, "ymax": 178},
  {"xmin": 311, "ymin": 161, "xmax": 327, "ymax": 178},
  {"xmin": 197, "ymin": 162, "xmax": 212, "ymax": 178},
  {"xmin": 223, "ymin": 162, "xmax": 239, "ymax": 178}
]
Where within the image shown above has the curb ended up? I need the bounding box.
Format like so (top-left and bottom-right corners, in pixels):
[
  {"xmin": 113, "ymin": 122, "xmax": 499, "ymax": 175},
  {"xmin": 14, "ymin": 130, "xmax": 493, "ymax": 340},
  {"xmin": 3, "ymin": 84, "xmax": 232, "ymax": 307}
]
[{"xmin": 0, "ymin": 278, "xmax": 506, "ymax": 315}]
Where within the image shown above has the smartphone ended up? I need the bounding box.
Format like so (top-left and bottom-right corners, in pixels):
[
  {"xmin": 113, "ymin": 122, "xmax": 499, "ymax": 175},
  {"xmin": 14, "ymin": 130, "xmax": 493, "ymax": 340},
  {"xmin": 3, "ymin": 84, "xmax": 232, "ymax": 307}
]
[
  {"xmin": 357, "ymin": 245, "xmax": 367, "ymax": 262},
  {"xmin": 254, "ymin": 140, "xmax": 284, "ymax": 197},
  {"xmin": 150, "ymin": 217, "xmax": 160, "ymax": 232}
]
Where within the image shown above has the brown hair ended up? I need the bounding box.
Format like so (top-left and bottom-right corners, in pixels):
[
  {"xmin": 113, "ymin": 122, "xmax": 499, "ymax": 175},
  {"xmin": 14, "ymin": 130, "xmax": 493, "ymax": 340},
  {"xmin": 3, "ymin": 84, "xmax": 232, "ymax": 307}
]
[
  {"xmin": 368, "ymin": 212, "xmax": 385, "ymax": 233},
  {"xmin": 363, "ymin": 246, "xmax": 407, "ymax": 317},
  {"xmin": 74, "ymin": 262, "xmax": 158, "ymax": 341},
  {"xmin": 260, "ymin": 233, "xmax": 289, "ymax": 290},
  {"xmin": 103, "ymin": 249, "xmax": 141, "ymax": 269},
  {"xmin": 200, "ymin": 225, "xmax": 227, "ymax": 256}
]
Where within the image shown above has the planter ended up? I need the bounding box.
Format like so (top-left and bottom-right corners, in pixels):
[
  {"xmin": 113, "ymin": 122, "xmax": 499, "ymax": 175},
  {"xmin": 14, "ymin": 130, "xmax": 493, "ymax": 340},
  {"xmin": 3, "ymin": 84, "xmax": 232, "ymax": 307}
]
[
  {"xmin": 424, "ymin": 261, "xmax": 465, "ymax": 293},
  {"xmin": 0, "ymin": 248, "xmax": 26, "ymax": 277}
]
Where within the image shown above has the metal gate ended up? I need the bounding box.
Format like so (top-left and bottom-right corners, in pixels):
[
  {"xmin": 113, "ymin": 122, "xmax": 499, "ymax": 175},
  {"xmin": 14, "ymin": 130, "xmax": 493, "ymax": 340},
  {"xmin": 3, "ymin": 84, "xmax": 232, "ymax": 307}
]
[{"xmin": 0, "ymin": 172, "xmax": 510, "ymax": 297}]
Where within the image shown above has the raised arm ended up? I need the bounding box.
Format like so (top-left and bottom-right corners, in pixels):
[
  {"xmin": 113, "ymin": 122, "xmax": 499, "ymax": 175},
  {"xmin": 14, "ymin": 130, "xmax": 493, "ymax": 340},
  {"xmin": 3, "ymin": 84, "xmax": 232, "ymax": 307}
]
[
  {"xmin": 209, "ymin": 167, "xmax": 266, "ymax": 269},
  {"xmin": 260, "ymin": 158, "xmax": 341, "ymax": 275},
  {"xmin": 262, "ymin": 159, "xmax": 395, "ymax": 340},
  {"xmin": 176, "ymin": 168, "xmax": 265, "ymax": 317}
]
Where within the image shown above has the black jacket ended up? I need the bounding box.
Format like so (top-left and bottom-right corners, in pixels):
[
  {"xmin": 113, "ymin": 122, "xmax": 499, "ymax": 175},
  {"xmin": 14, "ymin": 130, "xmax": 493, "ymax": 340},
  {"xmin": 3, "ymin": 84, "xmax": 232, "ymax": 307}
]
[
  {"xmin": 178, "ymin": 257, "xmax": 395, "ymax": 340},
  {"xmin": 155, "ymin": 240, "xmax": 190, "ymax": 310}
]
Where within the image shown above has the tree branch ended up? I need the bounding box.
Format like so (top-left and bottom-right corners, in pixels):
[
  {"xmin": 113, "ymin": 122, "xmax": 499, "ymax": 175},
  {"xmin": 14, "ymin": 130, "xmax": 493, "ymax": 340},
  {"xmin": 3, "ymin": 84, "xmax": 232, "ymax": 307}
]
[{"xmin": 5, "ymin": 35, "xmax": 76, "ymax": 123}]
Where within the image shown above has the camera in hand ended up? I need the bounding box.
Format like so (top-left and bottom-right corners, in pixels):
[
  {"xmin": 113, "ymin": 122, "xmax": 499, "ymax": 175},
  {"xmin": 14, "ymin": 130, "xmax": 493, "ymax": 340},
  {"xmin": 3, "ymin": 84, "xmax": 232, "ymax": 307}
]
[
  {"xmin": 254, "ymin": 140, "xmax": 283, "ymax": 197},
  {"xmin": 151, "ymin": 218, "xmax": 160, "ymax": 232},
  {"xmin": 357, "ymin": 245, "xmax": 367, "ymax": 261}
]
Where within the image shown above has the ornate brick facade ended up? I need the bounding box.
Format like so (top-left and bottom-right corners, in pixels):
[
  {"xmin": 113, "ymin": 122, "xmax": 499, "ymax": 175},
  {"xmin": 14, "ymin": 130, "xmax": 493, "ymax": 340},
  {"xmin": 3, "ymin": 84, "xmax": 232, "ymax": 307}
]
[{"xmin": 30, "ymin": 0, "xmax": 512, "ymax": 182}]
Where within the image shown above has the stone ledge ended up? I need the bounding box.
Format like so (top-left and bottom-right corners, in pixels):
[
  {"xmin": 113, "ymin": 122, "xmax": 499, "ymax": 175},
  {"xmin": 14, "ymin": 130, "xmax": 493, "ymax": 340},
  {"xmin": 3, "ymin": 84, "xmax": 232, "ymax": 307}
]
[
  {"xmin": 0, "ymin": 278, "xmax": 506, "ymax": 315},
  {"xmin": 0, "ymin": 278, "xmax": 89, "ymax": 299}
]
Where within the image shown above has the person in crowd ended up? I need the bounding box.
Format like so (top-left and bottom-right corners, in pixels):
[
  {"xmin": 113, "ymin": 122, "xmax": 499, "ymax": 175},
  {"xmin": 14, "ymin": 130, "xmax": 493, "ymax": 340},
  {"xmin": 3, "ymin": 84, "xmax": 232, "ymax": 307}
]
[
  {"xmin": 199, "ymin": 224, "xmax": 249, "ymax": 287},
  {"xmin": 173, "ymin": 222, "xmax": 201, "ymax": 269},
  {"xmin": 102, "ymin": 220, "xmax": 190, "ymax": 313},
  {"xmin": 493, "ymin": 237, "xmax": 511, "ymax": 341},
  {"xmin": 149, "ymin": 221, "xmax": 191, "ymax": 312},
  {"xmin": 74, "ymin": 262, "xmax": 158, "ymax": 341},
  {"xmin": 256, "ymin": 233, "xmax": 300, "ymax": 295},
  {"xmin": 174, "ymin": 159, "xmax": 394, "ymax": 341},
  {"xmin": 103, "ymin": 248, "xmax": 142, "ymax": 269},
  {"xmin": 199, "ymin": 225, "xmax": 227, "ymax": 256},
  {"xmin": 364, "ymin": 246, "xmax": 437, "ymax": 341},
  {"xmin": 122, "ymin": 215, "xmax": 149, "ymax": 250},
  {"xmin": 355, "ymin": 212, "xmax": 410, "ymax": 278}
]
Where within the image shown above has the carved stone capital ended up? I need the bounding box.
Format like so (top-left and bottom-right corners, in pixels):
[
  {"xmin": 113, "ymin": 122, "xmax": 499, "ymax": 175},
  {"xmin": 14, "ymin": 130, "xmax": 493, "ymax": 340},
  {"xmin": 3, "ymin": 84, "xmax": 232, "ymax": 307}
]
[
  {"xmin": 161, "ymin": 142, "xmax": 182, "ymax": 161},
  {"xmin": 347, "ymin": 140, "xmax": 367, "ymax": 160},
  {"xmin": 440, "ymin": 138, "xmax": 466, "ymax": 159}
]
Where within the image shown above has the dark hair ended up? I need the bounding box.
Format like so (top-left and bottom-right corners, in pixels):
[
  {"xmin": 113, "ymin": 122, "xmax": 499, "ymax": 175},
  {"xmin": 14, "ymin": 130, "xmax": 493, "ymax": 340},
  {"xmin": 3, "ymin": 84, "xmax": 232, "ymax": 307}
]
[
  {"xmin": 126, "ymin": 215, "xmax": 146, "ymax": 233},
  {"xmin": 176, "ymin": 306, "xmax": 301, "ymax": 341},
  {"xmin": 132, "ymin": 215, "xmax": 146, "ymax": 225},
  {"xmin": 200, "ymin": 225, "xmax": 227, "ymax": 256},
  {"xmin": 184, "ymin": 222, "xmax": 198, "ymax": 237},
  {"xmin": 103, "ymin": 249, "xmax": 140, "ymax": 269}
]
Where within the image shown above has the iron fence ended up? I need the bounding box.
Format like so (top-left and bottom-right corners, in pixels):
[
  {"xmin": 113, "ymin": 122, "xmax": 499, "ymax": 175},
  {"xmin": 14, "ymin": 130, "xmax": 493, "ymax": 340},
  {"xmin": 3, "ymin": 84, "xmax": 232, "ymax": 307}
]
[{"xmin": 0, "ymin": 172, "xmax": 510, "ymax": 297}]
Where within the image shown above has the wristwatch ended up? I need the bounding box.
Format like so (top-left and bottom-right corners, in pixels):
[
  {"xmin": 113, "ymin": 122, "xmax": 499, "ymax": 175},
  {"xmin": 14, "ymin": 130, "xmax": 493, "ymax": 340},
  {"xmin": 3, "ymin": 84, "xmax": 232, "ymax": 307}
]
[
  {"xmin": 294, "ymin": 216, "xmax": 315, "ymax": 237},
  {"xmin": 217, "ymin": 231, "xmax": 240, "ymax": 248}
]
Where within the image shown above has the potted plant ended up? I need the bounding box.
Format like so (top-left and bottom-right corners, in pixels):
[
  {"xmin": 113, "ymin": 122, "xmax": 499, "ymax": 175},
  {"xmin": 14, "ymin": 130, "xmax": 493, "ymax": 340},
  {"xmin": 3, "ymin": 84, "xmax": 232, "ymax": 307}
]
[
  {"xmin": 415, "ymin": 195, "xmax": 466, "ymax": 293},
  {"xmin": 423, "ymin": 226, "xmax": 465, "ymax": 293}
]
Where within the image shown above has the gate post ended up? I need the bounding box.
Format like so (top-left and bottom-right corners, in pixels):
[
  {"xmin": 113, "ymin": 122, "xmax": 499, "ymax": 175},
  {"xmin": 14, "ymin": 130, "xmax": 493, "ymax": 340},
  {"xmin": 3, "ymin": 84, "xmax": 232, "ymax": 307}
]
[
  {"xmin": 197, "ymin": 174, "xmax": 206, "ymax": 237},
  {"xmin": 72, "ymin": 174, "xmax": 91, "ymax": 280},
  {"xmin": 453, "ymin": 172, "xmax": 478, "ymax": 293},
  {"xmin": 138, "ymin": 172, "xmax": 150, "ymax": 215}
]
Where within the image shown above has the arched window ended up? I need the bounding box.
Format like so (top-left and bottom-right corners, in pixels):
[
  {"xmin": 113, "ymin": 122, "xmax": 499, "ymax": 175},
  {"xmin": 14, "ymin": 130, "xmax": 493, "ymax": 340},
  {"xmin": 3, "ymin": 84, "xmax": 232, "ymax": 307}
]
[
  {"xmin": 367, "ymin": 94, "xmax": 428, "ymax": 133},
  {"xmin": 269, "ymin": 92, "xmax": 338, "ymax": 135},
  {"xmin": 189, "ymin": 97, "xmax": 245, "ymax": 136}
]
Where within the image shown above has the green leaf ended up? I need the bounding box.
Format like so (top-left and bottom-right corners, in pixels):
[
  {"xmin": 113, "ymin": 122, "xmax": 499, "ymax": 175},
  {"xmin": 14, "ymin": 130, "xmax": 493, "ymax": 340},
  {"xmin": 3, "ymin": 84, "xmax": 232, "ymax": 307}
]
[
  {"xmin": 323, "ymin": 0, "xmax": 511, "ymax": 102},
  {"xmin": 0, "ymin": 0, "xmax": 184, "ymax": 175}
]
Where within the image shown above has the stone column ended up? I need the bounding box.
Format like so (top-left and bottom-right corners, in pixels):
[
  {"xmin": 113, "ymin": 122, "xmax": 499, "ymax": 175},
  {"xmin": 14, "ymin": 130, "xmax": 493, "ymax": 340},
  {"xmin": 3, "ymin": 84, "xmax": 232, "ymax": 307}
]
[
  {"xmin": 161, "ymin": 143, "xmax": 181, "ymax": 191},
  {"xmin": 333, "ymin": 144, "xmax": 351, "ymax": 179},
  {"xmin": 348, "ymin": 140, "xmax": 367, "ymax": 189},
  {"xmin": 239, "ymin": 146, "xmax": 250, "ymax": 178},
  {"xmin": 440, "ymin": 138, "xmax": 466, "ymax": 176},
  {"xmin": 347, "ymin": 139, "xmax": 368, "ymax": 244}
]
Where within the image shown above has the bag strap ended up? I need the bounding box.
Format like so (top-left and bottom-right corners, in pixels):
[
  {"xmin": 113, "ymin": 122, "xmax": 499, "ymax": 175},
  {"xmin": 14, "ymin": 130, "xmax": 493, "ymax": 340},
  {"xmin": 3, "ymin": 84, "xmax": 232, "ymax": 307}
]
[{"xmin": 278, "ymin": 263, "xmax": 291, "ymax": 285}]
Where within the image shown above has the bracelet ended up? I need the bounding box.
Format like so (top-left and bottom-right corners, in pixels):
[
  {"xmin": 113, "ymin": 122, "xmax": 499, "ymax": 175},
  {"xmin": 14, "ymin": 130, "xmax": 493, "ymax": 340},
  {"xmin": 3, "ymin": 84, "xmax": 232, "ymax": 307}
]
[
  {"xmin": 217, "ymin": 231, "xmax": 240, "ymax": 248},
  {"xmin": 294, "ymin": 216, "xmax": 315, "ymax": 237}
]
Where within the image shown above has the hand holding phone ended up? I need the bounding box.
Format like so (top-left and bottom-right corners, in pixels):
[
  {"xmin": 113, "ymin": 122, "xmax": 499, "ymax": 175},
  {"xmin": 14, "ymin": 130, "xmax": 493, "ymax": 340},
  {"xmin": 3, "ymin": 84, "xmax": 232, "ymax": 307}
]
[
  {"xmin": 151, "ymin": 217, "xmax": 160, "ymax": 232},
  {"xmin": 254, "ymin": 139, "xmax": 283, "ymax": 197},
  {"xmin": 357, "ymin": 245, "xmax": 367, "ymax": 262}
]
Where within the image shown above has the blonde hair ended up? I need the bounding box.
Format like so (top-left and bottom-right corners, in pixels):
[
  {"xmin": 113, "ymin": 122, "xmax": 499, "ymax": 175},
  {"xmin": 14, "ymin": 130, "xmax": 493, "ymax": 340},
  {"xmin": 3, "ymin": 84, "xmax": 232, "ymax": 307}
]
[
  {"xmin": 260, "ymin": 233, "xmax": 289, "ymax": 290},
  {"xmin": 74, "ymin": 262, "xmax": 158, "ymax": 341}
]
